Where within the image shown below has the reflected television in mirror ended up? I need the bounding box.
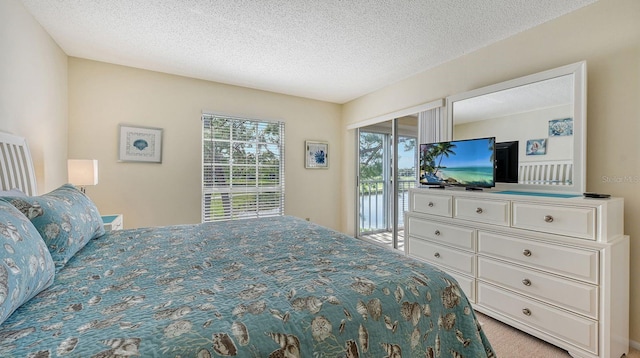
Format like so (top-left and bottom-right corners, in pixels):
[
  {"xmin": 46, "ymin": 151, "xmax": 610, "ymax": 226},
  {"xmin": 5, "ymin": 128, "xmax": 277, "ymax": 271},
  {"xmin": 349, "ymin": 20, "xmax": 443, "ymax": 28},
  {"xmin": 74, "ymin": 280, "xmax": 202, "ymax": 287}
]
[
  {"xmin": 420, "ymin": 137, "xmax": 496, "ymax": 190},
  {"xmin": 495, "ymin": 141, "xmax": 518, "ymax": 183}
]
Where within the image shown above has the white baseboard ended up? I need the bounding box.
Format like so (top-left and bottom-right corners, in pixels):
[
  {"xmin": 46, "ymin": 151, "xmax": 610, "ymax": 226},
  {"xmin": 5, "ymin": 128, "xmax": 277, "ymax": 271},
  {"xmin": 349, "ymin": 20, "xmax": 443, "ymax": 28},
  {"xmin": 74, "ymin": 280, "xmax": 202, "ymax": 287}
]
[{"xmin": 630, "ymin": 339, "xmax": 640, "ymax": 351}]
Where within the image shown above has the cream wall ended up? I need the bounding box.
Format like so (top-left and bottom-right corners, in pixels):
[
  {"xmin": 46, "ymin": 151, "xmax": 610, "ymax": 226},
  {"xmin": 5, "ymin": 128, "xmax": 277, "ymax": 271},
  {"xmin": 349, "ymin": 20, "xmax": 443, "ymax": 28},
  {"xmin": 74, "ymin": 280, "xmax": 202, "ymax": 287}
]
[
  {"xmin": 0, "ymin": 0, "xmax": 68, "ymax": 192},
  {"xmin": 68, "ymin": 58, "xmax": 343, "ymax": 231},
  {"xmin": 342, "ymin": 0, "xmax": 640, "ymax": 344},
  {"xmin": 454, "ymin": 105, "xmax": 573, "ymax": 163}
]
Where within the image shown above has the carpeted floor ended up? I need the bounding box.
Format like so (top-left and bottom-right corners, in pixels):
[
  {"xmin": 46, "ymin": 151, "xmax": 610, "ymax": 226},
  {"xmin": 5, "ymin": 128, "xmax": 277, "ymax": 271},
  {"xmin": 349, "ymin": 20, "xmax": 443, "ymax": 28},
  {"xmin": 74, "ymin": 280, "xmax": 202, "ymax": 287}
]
[{"xmin": 476, "ymin": 311, "xmax": 640, "ymax": 358}]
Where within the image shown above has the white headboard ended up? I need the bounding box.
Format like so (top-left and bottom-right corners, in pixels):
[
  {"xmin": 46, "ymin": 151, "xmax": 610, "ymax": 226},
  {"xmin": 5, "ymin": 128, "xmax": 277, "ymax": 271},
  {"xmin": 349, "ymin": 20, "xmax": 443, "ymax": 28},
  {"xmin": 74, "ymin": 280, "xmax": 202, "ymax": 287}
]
[
  {"xmin": 518, "ymin": 160, "xmax": 573, "ymax": 186},
  {"xmin": 0, "ymin": 132, "xmax": 38, "ymax": 196}
]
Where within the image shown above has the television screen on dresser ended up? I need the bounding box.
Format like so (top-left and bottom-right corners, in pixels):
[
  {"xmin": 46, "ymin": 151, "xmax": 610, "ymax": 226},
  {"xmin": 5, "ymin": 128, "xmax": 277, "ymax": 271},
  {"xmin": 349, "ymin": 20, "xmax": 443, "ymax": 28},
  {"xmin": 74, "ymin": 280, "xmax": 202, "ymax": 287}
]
[{"xmin": 419, "ymin": 137, "xmax": 496, "ymax": 189}]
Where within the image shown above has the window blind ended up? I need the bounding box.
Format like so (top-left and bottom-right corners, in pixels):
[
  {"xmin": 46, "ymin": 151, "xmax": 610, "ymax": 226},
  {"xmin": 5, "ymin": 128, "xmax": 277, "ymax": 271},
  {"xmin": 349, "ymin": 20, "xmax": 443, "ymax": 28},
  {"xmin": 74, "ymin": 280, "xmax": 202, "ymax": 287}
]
[{"xmin": 202, "ymin": 114, "xmax": 285, "ymax": 222}]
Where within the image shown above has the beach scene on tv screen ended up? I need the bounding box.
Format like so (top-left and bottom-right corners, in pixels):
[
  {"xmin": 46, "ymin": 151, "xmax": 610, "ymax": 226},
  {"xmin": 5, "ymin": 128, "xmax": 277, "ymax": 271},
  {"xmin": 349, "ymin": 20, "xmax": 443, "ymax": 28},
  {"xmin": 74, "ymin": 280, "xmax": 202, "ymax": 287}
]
[{"xmin": 420, "ymin": 138, "xmax": 495, "ymax": 187}]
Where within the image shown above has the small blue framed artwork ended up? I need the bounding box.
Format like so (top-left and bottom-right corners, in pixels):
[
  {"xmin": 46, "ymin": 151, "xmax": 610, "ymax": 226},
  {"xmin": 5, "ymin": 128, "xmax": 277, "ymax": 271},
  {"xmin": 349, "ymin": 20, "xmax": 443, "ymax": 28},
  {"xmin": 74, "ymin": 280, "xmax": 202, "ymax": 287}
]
[
  {"xmin": 305, "ymin": 140, "xmax": 329, "ymax": 169},
  {"xmin": 118, "ymin": 124, "xmax": 163, "ymax": 163},
  {"xmin": 549, "ymin": 117, "xmax": 573, "ymax": 136},
  {"xmin": 526, "ymin": 138, "xmax": 547, "ymax": 156}
]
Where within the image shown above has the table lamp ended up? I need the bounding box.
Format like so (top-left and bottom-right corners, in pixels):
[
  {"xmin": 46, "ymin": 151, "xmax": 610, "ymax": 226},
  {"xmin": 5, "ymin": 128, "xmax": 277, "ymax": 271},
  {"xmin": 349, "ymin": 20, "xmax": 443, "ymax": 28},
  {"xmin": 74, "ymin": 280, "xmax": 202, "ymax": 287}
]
[{"xmin": 68, "ymin": 159, "xmax": 98, "ymax": 193}]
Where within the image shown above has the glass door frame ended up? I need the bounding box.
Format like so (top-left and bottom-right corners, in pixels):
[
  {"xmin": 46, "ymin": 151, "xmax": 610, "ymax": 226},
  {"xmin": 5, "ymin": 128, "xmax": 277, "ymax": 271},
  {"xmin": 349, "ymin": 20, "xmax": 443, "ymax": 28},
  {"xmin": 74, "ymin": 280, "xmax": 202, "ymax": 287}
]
[
  {"xmin": 356, "ymin": 119, "xmax": 405, "ymax": 249},
  {"xmin": 348, "ymin": 99, "xmax": 444, "ymax": 250}
]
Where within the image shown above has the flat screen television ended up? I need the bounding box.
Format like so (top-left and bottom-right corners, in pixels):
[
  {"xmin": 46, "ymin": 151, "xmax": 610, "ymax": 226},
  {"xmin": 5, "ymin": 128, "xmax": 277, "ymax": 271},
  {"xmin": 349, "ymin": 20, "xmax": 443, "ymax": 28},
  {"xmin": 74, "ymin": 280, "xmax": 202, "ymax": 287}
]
[
  {"xmin": 419, "ymin": 137, "xmax": 496, "ymax": 189},
  {"xmin": 495, "ymin": 141, "xmax": 519, "ymax": 183}
]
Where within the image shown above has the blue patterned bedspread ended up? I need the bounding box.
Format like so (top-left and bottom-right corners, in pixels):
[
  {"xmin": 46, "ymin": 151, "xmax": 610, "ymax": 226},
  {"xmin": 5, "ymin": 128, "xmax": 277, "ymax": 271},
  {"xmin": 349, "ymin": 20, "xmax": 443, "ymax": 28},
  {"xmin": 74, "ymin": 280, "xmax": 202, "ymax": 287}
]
[{"xmin": 0, "ymin": 216, "xmax": 494, "ymax": 357}]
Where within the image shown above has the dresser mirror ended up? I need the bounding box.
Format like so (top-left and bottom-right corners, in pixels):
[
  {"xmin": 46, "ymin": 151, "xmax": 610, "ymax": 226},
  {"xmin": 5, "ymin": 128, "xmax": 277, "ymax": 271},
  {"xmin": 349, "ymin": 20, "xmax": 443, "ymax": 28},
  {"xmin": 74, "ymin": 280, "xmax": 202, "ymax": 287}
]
[{"xmin": 445, "ymin": 61, "xmax": 586, "ymax": 194}]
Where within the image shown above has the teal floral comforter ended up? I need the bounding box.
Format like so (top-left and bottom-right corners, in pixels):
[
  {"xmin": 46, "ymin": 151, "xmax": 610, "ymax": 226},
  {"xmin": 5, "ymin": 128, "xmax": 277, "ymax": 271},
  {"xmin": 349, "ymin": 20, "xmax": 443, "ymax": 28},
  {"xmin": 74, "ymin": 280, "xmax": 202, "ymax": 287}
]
[{"xmin": 0, "ymin": 216, "xmax": 494, "ymax": 357}]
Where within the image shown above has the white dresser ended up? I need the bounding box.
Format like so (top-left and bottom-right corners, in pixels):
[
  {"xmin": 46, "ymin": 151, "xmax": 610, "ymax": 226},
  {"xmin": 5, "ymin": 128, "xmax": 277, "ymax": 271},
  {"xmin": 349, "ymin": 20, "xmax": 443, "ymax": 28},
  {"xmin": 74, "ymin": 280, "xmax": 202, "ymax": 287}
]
[{"xmin": 404, "ymin": 188, "xmax": 629, "ymax": 358}]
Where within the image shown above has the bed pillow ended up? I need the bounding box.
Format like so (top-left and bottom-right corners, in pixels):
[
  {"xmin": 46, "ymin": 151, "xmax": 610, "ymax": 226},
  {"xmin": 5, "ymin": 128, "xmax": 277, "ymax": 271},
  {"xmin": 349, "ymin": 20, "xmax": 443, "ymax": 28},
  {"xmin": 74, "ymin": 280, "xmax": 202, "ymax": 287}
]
[
  {"xmin": 0, "ymin": 199, "xmax": 55, "ymax": 326},
  {"xmin": 1, "ymin": 184, "xmax": 105, "ymax": 271}
]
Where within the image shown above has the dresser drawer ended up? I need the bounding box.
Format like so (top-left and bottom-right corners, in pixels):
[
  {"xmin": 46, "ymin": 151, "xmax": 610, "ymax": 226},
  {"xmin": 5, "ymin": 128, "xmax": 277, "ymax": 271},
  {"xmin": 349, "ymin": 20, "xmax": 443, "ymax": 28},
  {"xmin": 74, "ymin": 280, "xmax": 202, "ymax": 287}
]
[
  {"xmin": 477, "ymin": 257, "xmax": 598, "ymax": 318},
  {"xmin": 446, "ymin": 271, "xmax": 475, "ymax": 303},
  {"xmin": 478, "ymin": 231, "xmax": 598, "ymax": 284},
  {"xmin": 406, "ymin": 216, "xmax": 475, "ymax": 250},
  {"xmin": 477, "ymin": 283, "xmax": 598, "ymax": 354},
  {"xmin": 454, "ymin": 197, "xmax": 509, "ymax": 226},
  {"xmin": 512, "ymin": 203, "xmax": 596, "ymax": 240},
  {"xmin": 406, "ymin": 237, "xmax": 475, "ymax": 275},
  {"xmin": 411, "ymin": 192, "xmax": 452, "ymax": 217}
]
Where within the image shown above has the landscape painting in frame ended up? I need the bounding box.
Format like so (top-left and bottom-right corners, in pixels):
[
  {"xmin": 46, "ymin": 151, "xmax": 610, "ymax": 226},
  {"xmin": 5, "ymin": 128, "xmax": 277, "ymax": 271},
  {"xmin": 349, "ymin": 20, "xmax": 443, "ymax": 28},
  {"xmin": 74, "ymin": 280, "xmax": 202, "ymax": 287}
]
[
  {"xmin": 549, "ymin": 117, "xmax": 573, "ymax": 136},
  {"xmin": 526, "ymin": 138, "xmax": 547, "ymax": 156},
  {"xmin": 305, "ymin": 140, "xmax": 328, "ymax": 169},
  {"xmin": 119, "ymin": 125, "xmax": 163, "ymax": 163}
]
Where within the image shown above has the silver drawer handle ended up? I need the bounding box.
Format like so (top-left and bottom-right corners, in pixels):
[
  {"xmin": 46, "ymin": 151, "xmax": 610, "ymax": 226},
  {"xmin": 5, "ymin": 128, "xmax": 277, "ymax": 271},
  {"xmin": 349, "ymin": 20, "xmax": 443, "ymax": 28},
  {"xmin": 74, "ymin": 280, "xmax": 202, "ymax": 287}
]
[
  {"xmin": 522, "ymin": 249, "xmax": 532, "ymax": 257},
  {"xmin": 434, "ymin": 230, "xmax": 441, "ymax": 236},
  {"xmin": 476, "ymin": 207, "xmax": 483, "ymax": 214},
  {"xmin": 428, "ymin": 202, "xmax": 434, "ymax": 207},
  {"xmin": 544, "ymin": 215, "xmax": 554, "ymax": 223},
  {"xmin": 522, "ymin": 278, "xmax": 532, "ymax": 286},
  {"xmin": 434, "ymin": 252, "xmax": 440, "ymax": 258},
  {"xmin": 522, "ymin": 308, "xmax": 532, "ymax": 316}
]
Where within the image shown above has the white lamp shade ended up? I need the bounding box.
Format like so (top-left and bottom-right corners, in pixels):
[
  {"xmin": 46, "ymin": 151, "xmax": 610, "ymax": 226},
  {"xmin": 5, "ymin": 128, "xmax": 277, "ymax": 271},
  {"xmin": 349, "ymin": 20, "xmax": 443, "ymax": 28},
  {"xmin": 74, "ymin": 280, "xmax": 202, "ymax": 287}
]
[{"xmin": 68, "ymin": 159, "xmax": 99, "ymax": 186}]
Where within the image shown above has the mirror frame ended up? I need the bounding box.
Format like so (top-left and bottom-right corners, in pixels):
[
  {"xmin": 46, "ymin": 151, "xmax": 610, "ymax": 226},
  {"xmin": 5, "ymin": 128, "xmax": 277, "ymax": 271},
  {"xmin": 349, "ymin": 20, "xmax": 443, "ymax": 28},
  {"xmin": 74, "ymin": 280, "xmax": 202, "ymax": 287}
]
[{"xmin": 445, "ymin": 61, "xmax": 586, "ymax": 194}]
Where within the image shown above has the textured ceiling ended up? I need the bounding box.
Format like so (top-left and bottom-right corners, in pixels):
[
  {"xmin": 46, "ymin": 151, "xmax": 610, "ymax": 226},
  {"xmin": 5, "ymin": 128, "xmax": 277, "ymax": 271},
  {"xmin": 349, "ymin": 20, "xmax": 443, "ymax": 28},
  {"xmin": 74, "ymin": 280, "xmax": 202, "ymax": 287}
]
[
  {"xmin": 453, "ymin": 74, "xmax": 574, "ymax": 124},
  {"xmin": 20, "ymin": 0, "xmax": 597, "ymax": 103}
]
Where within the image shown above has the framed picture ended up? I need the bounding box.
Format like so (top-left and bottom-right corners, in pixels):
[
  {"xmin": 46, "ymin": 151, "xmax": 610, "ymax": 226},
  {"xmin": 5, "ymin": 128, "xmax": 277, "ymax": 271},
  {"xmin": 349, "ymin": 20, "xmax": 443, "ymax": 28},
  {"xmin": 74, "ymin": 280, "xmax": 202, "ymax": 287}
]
[
  {"xmin": 118, "ymin": 125, "xmax": 163, "ymax": 163},
  {"xmin": 305, "ymin": 140, "xmax": 328, "ymax": 169},
  {"xmin": 526, "ymin": 138, "xmax": 547, "ymax": 156},
  {"xmin": 549, "ymin": 118, "xmax": 573, "ymax": 136}
]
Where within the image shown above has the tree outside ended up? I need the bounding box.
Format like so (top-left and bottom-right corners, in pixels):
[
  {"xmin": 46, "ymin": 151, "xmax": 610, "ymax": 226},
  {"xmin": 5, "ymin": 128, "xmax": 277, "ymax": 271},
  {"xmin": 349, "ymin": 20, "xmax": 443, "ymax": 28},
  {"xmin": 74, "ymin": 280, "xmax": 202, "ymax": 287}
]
[{"xmin": 359, "ymin": 131, "xmax": 417, "ymax": 232}]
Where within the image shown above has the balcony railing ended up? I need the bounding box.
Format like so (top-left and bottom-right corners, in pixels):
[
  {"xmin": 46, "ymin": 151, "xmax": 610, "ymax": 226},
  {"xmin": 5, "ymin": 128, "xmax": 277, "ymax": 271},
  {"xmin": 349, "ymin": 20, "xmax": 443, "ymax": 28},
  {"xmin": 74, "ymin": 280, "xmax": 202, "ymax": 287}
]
[{"xmin": 359, "ymin": 179, "xmax": 416, "ymax": 233}]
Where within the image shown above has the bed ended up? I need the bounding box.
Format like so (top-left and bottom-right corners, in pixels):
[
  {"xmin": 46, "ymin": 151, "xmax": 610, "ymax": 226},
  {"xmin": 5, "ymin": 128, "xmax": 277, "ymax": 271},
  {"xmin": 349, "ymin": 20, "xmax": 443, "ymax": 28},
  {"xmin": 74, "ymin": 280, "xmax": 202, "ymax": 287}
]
[{"xmin": 0, "ymin": 132, "xmax": 495, "ymax": 357}]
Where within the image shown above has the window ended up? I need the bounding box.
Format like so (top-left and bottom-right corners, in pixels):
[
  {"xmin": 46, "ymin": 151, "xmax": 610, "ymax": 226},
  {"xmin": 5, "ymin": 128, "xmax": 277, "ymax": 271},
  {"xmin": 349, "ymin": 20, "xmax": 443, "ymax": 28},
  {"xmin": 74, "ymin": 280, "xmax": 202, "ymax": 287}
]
[{"xmin": 202, "ymin": 114, "xmax": 285, "ymax": 222}]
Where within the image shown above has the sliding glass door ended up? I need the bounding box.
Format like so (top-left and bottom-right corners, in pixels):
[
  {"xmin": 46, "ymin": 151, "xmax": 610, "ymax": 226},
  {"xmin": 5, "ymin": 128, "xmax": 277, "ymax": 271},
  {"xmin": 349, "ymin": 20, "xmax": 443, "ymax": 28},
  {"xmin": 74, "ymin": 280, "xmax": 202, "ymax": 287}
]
[{"xmin": 356, "ymin": 116, "xmax": 417, "ymax": 250}]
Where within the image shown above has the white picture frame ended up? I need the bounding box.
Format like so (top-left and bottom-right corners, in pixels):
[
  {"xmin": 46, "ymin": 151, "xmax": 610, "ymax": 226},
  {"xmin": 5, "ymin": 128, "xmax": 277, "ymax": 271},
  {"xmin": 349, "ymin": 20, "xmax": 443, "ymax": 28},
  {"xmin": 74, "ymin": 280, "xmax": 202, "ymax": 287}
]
[
  {"xmin": 118, "ymin": 125, "xmax": 163, "ymax": 163},
  {"xmin": 305, "ymin": 140, "xmax": 329, "ymax": 169}
]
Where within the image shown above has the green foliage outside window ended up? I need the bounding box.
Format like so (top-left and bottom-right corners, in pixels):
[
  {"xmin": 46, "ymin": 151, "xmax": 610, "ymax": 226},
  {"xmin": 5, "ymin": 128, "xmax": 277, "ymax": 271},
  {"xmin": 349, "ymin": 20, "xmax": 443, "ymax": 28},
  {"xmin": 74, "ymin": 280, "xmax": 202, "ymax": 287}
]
[{"xmin": 359, "ymin": 132, "xmax": 416, "ymax": 195}]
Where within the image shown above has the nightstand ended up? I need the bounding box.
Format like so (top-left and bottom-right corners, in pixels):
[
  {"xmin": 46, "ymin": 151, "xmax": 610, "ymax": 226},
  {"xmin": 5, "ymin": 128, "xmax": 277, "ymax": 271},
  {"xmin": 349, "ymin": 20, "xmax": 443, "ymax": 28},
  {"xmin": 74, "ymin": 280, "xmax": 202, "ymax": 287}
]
[{"xmin": 102, "ymin": 214, "xmax": 123, "ymax": 231}]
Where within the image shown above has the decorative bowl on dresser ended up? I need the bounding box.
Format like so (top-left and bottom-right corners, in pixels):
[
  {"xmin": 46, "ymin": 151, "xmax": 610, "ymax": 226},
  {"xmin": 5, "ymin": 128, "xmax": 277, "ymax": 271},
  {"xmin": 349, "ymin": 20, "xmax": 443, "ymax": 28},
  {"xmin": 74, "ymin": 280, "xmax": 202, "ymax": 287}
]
[{"xmin": 404, "ymin": 188, "xmax": 629, "ymax": 358}]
